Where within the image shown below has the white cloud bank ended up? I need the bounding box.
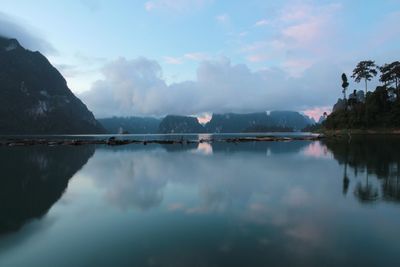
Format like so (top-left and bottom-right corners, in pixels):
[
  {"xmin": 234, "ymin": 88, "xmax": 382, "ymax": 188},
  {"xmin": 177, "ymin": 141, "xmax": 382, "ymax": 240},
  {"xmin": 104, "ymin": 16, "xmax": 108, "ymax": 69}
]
[
  {"xmin": 0, "ymin": 12, "xmax": 56, "ymax": 54},
  {"xmin": 80, "ymin": 56, "xmax": 341, "ymax": 118}
]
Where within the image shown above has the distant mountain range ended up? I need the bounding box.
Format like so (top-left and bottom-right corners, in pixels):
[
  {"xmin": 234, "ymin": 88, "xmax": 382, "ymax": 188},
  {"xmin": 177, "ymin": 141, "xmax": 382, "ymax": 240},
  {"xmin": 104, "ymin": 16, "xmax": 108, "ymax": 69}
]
[
  {"xmin": 0, "ymin": 37, "xmax": 105, "ymax": 134},
  {"xmin": 0, "ymin": 36, "xmax": 316, "ymax": 135},
  {"xmin": 98, "ymin": 116, "xmax": 161, "ymax": 134},
  {"xmin": 158, "ymin": 115, "xmax": 206, "ymax": 134},
  {"xmin": 99, "ymin": 111, "xmax": 315, "ymax": 134}
]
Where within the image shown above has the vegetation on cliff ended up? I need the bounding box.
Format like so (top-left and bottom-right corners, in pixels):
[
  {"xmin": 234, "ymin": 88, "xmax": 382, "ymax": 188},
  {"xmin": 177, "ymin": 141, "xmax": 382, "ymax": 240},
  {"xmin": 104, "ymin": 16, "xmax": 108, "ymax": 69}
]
[{"xmin": 323, "ymin": 60, "xmax": 400, "ymax": 130}]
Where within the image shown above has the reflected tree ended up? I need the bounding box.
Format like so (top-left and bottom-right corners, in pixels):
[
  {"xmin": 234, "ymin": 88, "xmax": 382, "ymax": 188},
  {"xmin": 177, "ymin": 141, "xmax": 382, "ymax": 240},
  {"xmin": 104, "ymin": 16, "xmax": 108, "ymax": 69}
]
[
  {"xmin": 382, "ymin": 162, "xmax": 400, "ymax": 201},
  {"xmin": 342, "ymin": 142, "xmax": 350, "ymax": 195},
  {"xmin": 323, "ymin": 136, "xmax": 400, "ymax": 203},
  {"xmin": 354, "ymin": 172, "xmax": 379, "ymax": 203}
]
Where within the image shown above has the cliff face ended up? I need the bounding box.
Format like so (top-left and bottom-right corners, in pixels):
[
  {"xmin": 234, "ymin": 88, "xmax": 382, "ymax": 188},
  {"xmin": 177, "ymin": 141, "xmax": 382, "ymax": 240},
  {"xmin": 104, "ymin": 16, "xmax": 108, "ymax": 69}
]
[
  {"xmin": 158, "ymin": 115, "xmax": 205, "ymax": 134},
  {"xmin": 99, "ymin": 111, "xmax": 313, "ymax": 134},
  {"xmin": 98, "ymin": 117, "xmax": 161, "ymax": 134},
  {"xmin": 0, "ymin": 37, "xmax": 105, "ymax": 134},
  {"xmin": 205, "ymin": 111, "xmax": 313, "ymax": 133}
]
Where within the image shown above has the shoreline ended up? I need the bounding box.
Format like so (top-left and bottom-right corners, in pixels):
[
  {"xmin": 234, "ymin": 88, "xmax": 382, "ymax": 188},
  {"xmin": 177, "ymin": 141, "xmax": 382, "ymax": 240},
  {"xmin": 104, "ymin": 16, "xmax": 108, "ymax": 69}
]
[
  {"xmin": 317, "ymin": 129, "xmax": 400, "ymax": 136},
  {"xmin": 0, "ymin": 135, "xmax": 324, "ymax": 147},
  {"xmin": 2, "ymin": 130, "xmax": 400, "ymax": 146}
]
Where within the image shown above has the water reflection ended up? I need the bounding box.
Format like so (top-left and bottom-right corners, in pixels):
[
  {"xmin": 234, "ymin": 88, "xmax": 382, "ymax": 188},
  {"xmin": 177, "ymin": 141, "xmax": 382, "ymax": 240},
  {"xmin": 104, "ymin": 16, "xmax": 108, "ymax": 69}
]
[
  {"xmin": 86, "ymin": 141, "xmax": 315, "ymax": 212},
  {"xmin": 0, "ymin": 138, "xmax": 399, "ymax": 267},
  {"xmin": 0, "ymin": 146, "xmax": 94, "ymax": 234},
  {"xmin": 323, "ymin": 136, "xmax": 400, "ymax": 203}
]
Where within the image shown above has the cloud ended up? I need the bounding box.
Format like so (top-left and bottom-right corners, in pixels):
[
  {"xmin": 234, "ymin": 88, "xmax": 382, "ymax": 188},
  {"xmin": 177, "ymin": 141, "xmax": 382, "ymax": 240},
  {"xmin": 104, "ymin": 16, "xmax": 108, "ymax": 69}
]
[
  {"xmin": 216, "ymin": 14, "xmax": 230, "ymax": 24},
  {"xmin": 247, "ymin": 54, "xmax": 271, "ymax": 63},
  {"xmin": 163, "ymin": 52, "xmax": 211, "ymax": 65},
  {"xmin": 254, "ymin": 19, "xmax": 269, "ymax": 27},
  {"xmin": 242, "ymin": 2, "xmax": 342, "ymax": 75},
  {"xmin": 302, "ymin": 106, "xmax": 331, "ymax": 121},
  {"xmin": 184, "ymin": 52, "xmax": 210, "ymax": 61},
  {"xmin": 144, "ymin": 0, "xmax": 211, "ymax": 12},
  {"xmin": 163, "ymin": 56, "xmax": 184, "ymax": 65},
  {"xmin": 80, "ymin": 56, "xmax": 342, "ymax": 118},
  {"xmin": 0, "ymin": 12, "xmax": 56, "ymax": 54}
]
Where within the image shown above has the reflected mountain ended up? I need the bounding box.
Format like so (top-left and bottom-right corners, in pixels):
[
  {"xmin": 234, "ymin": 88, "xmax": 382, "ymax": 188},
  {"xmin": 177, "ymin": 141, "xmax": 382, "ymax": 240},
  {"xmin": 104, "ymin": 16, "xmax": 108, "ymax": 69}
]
[
  {"xmin": 0, "ymin": 146, "xmax": 94, "ymax": 234},
  {"xmin": 83, "ymin": 141, "xmax": 316, "ymax": 212},
  {"xmin": 97, "ymin": 139, "xmax": 311, "ymax": 155},
  {"xmin": 1, "ymin": 139, "xmax": 400, "ymax": 267},
  {"xmin": 323, "ymin": 136, "xmax": 400, "ymax": 203},
  {"xmin": 211, "ymin": 140, "xmax": 309, "ymax": 154}
]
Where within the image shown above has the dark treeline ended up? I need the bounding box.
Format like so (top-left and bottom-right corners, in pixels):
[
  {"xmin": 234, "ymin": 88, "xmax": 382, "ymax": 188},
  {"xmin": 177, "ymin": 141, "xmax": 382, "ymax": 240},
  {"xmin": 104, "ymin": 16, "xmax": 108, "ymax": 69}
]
[{"xmin": 324, "ymin": 60, "xmax": 400, "ymax": 129}]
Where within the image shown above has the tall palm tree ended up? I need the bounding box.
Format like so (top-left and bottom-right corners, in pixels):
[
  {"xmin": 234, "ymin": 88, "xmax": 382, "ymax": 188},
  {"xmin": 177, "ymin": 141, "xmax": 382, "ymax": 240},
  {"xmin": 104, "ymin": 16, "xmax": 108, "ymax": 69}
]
[{"xmin": 351, "ymin": 60, "xmax": 378, "ymax": 95}]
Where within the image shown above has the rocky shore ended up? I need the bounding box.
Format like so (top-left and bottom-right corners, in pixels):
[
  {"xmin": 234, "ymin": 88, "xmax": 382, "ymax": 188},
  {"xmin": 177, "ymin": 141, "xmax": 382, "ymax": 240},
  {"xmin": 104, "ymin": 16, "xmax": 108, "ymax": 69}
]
[{"xmin": 0, "ymin": 135, "xmax": 324, "ymax": 147}]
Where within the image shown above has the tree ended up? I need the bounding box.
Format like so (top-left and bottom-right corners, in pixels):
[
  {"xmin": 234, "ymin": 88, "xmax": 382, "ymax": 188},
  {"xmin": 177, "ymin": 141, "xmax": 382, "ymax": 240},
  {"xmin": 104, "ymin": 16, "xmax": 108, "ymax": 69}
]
[
  {"xmin": 351, "ymin": 60, "xmax": 378, "ymax": 95},
  {"xmin": 380, "ymin": 61, "xmax": 400, "ymax": 96},
  {"xmin": 341, "ymin": 73, "xmax": 349, "ymax": 100}
]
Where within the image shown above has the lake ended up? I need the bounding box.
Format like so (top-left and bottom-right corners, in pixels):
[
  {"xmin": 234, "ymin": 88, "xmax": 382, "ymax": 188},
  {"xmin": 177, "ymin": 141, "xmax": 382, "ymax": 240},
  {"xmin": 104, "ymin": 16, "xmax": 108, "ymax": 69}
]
[{"xmin": 0, "ymin": 135, "xmax": 399, "ymax": 267}]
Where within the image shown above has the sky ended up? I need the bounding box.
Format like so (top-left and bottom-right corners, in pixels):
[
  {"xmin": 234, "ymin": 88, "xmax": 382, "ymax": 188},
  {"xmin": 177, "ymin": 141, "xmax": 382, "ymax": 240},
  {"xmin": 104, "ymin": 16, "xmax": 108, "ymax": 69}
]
[{"xmin": 0, "ymin": 0, "xmax": 399, "ymax": 120}]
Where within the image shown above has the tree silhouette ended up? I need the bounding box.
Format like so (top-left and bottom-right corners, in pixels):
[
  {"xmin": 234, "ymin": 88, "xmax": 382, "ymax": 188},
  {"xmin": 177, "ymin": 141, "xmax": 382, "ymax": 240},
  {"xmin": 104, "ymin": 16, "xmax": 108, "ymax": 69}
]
[
  {"xmin": 351, "ymin": 60, "xmax": 378, "ymax": 95},
  {"xmin": 341, "ymin": 73, "xmax": 349, "ymax": 100},
  {"xmin": 380, "ymin": 61, "xmax": 400, "ymax": 99}
]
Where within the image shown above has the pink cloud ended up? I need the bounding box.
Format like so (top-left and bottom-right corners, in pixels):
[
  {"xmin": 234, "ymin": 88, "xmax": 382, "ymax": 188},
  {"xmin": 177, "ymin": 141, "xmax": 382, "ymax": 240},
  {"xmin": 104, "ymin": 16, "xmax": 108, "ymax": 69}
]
[
  {"xmin": 197, "ymin": 112, "xmax": 212, "ymax": 124},
  {"xmin": 302, "ymin": 106, "xmax": 331, "ymax": 121},
  {"xmin": 247, "ymin": 53, "xmax": 270, "ymax": 62},
  {"xmin": 282, "ymin": 19, "xmax": 322, "ymax": 46},
  {"xmin": 242, "ymin": 3, "xmax": 342, "ymax": 75}
]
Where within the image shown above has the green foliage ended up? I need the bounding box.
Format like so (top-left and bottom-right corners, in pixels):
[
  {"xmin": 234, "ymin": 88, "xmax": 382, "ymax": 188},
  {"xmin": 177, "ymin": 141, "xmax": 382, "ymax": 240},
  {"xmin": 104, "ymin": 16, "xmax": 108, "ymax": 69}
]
[
  {"xmin": 324, "ymin": 85, "xmax": 399, "ymax": 129},
  {"xmin": 380, "ymin": 61, "xmax": 400, "ymax": 90},
  {"xmin": 325, "ymin": 60, "xmax": 400, "ymax": 130},
  {"xmin": 351, "ymin": 60, "xmax": 378, "ymax": 93}
]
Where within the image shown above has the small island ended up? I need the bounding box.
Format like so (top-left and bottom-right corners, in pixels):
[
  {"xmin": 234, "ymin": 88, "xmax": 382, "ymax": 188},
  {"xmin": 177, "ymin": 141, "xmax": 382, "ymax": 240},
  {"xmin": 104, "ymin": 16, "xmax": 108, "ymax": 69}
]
[{"xmin": 320, "ymin": 60, "xmax": 400, "ymax": 134}]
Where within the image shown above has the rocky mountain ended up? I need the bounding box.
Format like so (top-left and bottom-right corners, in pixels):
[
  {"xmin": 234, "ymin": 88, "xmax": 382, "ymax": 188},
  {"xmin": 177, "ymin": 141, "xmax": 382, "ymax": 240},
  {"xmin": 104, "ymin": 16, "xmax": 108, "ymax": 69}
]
[
  {"xmin": 158, "ymin": 115, "xmax": 205, "ymax": 134},
  {"xmin": 0, "ymin": 36, "xmax": 105, "ymax": 134},
  {"xmin": 318, "ymin": 115, "xmax": 327, "ymax": 124},
  {"xmin": 98, "ymin": 116, "xmax": 161, "ymax": 134},
  {"xmin": 99, "ymin": 111, "xmax": 313, "ymax": 134},
  {"xmin": 205, "ymin": 111, "xmax": 313, "ymax": 133}
]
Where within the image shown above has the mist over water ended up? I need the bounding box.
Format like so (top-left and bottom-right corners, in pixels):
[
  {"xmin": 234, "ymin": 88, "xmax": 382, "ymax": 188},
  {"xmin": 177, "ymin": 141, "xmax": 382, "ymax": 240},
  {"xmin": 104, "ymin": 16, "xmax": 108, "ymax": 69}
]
[{"xmin": 0, "ymin": 136, "xmax": 399, "ymax": 267}]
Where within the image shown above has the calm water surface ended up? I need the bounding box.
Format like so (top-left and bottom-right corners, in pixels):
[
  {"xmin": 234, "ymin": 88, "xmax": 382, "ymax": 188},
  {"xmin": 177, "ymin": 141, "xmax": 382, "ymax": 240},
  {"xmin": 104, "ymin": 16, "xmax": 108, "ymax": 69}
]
[{"xmin": 0, "ymin": 135, "xmax": 399, "ymax": 267}]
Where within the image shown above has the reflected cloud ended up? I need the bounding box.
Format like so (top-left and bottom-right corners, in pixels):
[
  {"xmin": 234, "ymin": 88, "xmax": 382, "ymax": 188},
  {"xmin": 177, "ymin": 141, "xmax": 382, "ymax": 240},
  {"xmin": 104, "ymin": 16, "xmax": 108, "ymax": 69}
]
[
  {"xmin": 283, "ymin": 187, "xmax": 310, "ymax": 207},
  {"xmin": 302, "ymin": 141, "xmax": 332, "ymax": 159},
  {"xmin": 82, "ymin": 142, "xmax": 317, "ymax": 214},
  {"xmin": 3, "ymin": 139, "xmax": 400, "ymax": 266},
  {"xmin": 194, "ymin": 142, "xmax": 213, "ymax": 155},
  {"xmin": 286, "ymin": 223, "xmax": 321, "ymax": 244}
]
